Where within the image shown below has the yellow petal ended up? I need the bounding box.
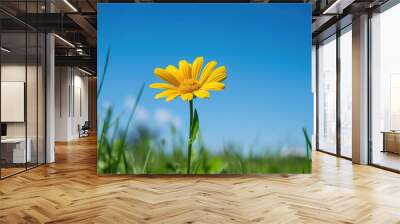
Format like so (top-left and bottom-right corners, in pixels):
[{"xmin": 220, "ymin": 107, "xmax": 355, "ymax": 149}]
[
  {"xmin": 191, "ymin": 56, "xmax": 204, "ymax": 80},
  {"xmin": 180, "ymin": 93, "xmax": 193, "ymax": 101},
  {"xmin": 166, "ymin": 65, "xmax": 184, "ymax": 82},
  {"xmin": 165, "ymin": 93, "xmax": 180, "ymax": 102},
  {"xmin": 149, "ymin": 83, "xmax": 176, "ymax": 89},
  {"xmin": 179, "ymin": 60, "xmax": 191, "ymax": 79},
  {"xmin": 155, "ymin": 89, "xmax": 177, "ymax": 99},
  {"xmin": 202, "ymin": 82, "xmax": 225, "ymax": 91},
  {"xmin": 154, "ymin": 68, "xmax": 180, "ymax": 86},
  {"xmin": 206, "ymin": 66, "xmax": 227, "ymax": 83},
  {"xmin": 194, "ymin": 89, "xmax": 210, "ymax": 98},
  {"xmin": 199, "ymin": 61, "xmax": 217, "ymax": 85}
]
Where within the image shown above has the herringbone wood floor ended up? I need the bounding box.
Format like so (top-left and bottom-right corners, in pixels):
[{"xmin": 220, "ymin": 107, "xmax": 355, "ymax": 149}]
[{"xmin": 1, "ymin": 136, "xmax": 400, "ymax": 224}]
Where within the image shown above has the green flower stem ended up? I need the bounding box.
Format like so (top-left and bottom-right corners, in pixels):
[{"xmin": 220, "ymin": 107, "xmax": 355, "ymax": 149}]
[{"xmin": 187, "ymin": 100, "xmax": 194, "ymax": 174}]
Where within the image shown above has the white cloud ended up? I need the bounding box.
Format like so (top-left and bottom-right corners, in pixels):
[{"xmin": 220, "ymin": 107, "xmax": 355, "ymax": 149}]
[
  {"xmin": 154, "ymin": 108, "xmax": 182, "ymax": 128},
  {"xmin": 124, "ymin": 96, "xmax": 136, "ymax": 110},
  {"xmin": 172, "ymin": 116, "xmax": 182, "ymax": 128},
  {"xmin": 102, "ymin": 100, "xmax": 112, "ymax": 110},
  {"xmin": 124, "ymin": 96, "xmax": 148, "ymax": 121},
  {"xmin": 155, "ymin": 108, "xmax": 171, "ymax": 124},
  {"xmin": 136, "ymin": 106, "xmax": 149, "ymax": 121}
]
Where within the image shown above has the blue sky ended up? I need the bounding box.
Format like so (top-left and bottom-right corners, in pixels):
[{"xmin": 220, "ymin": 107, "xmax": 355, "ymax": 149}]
[{"xmin": 98, "ymin": 3, "xmax": 312, "ymax": 154}]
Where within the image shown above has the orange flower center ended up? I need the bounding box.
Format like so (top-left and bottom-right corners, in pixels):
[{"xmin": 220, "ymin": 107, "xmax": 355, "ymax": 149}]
[{"xmin": 179, "ymin": 79, "xmax": 200, "ymax": 94}]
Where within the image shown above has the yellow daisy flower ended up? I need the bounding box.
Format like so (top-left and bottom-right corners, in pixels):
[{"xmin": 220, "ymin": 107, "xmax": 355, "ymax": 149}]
[{"xmin": 149, "ymin": 56, "xmax": 227, "ymax": 102}]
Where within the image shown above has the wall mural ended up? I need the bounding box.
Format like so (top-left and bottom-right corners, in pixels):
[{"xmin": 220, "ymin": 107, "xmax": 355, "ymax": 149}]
[{"xmin": 97, "ymin": 3, "xmax": 312, "ymax": 174}]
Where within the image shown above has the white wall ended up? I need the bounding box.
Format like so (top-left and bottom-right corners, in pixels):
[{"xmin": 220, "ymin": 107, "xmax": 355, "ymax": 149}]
[
  {"xmin": 55, "ymin": 67, "xmax": 89, "ymax": 141},
  {"xmin": 55, "ymin": 66, "xmax": 69, "ymax": 141},
  {"xmin": 72, "ymin": 73, "xmax": 89, "ymax": 138}
]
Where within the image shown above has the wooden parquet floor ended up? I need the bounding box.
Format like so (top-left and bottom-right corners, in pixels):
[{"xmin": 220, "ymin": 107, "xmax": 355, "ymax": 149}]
[{"xmin": 1, "ymin": 136, "xmax": 400, "ymax": 224}]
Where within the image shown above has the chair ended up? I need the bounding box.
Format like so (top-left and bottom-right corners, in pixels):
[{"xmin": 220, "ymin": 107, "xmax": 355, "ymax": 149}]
[{"xmin": 78, "ymin": 121, "xmax": 90, "ymax": 138}]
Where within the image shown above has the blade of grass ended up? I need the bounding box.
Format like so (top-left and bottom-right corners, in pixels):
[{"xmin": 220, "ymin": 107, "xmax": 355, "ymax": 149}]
[
  {"xmin": 236, "ymin": 152, "xmax": 245, "ymax": 174},
  {"xmin": 97, "ymin": 47, "xmax": 111, "ymax": 98},
  {"xmin": 142, "ymin": 148, "xmax": 152, "ymax": 173},
  {"xmin": 116, "ymin": 83, "xmax": 145, "ymax": 171},
  {"xmin": 109, "ymin": 117, "xmax": 120, "ymax": 172},
  {"xmin": 97, "ymin": 107, "xmax": 113, "ymax": 173},
  {"xmin": 98, "ymin": 107, "xmax": 113, "ymax": 153},
  {"xmin": 122, "ymin": 83, "xmax": 145, "ymax": 140},
  {"xmin": 302, "ymin": 127, "xmax": 312, "ymax": 160},
  {"xmin": 302, "ymin": 127, "xmax": 312, "ymax": 172}
]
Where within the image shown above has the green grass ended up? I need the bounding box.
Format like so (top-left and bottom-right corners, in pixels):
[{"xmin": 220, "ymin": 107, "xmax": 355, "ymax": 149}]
[
  {"xmin": 97, "ymin": 49, "xmax": 312, "ymax": 175},
  {"xmin": 98, "ymin": 114, "xmax": 312, "ymax": 174}
]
